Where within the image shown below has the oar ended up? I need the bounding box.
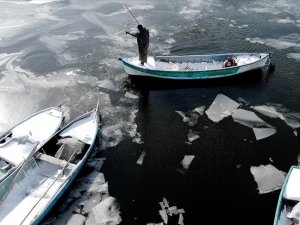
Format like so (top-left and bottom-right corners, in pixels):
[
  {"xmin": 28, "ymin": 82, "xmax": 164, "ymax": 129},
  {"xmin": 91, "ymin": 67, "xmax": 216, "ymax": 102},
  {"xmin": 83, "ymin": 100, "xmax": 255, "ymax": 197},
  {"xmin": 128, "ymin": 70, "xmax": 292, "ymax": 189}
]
[
  {"xmin": 20, "ymin": 147, "xmax": 79, "ymax": 225},
  {"xmin": 123, "ymin": 3, "xmax": 140, "ymax": 25}
]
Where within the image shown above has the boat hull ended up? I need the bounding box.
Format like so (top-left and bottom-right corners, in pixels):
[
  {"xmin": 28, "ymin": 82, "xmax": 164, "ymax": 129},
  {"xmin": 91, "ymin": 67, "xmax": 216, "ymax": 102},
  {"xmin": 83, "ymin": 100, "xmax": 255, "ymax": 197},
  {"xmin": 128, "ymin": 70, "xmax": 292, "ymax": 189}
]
[
  {"xmin": 120, "ymin": 53, "xmax": 271, "ymax": 80},
  {"xmin": 273, "ymin": 166, "xmax": 300, "ymax": 225},
  {"xmin": 0, "ymin": 110, "xmax": 100, "ymax": 225}
]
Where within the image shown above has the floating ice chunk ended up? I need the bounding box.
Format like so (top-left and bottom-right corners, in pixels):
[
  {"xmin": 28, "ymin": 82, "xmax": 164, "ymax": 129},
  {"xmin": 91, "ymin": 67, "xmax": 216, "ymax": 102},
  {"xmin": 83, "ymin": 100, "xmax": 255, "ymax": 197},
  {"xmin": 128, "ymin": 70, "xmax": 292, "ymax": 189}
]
[
  {"xmin": 163, "ymin": 197, "xmax": 169, "ymax": 208},
  {"xmin": 101, "ymin": 124, "xmax": 123, "ymax": 149},
  {"xmin": 232, "ymin": 109, "xmax": 273, "ymax": 128},
  {"xmin": 252, "ymin": 128, "xmax": 277, "ymax": 140},
  {"xmin": 250, "ymin": 164, "xmax": 286, "ymax": 194},
  {"xmin": 254, "ymin": 104, "xmax": 300, "ymax": 129},
  {"xmin": 288, "ymin": 202, "xmax": 300, "ymax": 222},
  {"xmin": 66, "ymin": 214, "xmax": 86, "ymax": 225},
  {"xmin": 81, "ymin": 193, "xmax": 102, "ymax": 214},
  {"xmin": 175, "ymin": 110, "xmax": 199, "ymax": 126},
  {"xmin": 278, "ymin": 206, "xmax": 291, "ymax": 225},
  {"xmin": 193, "ymin": 106, "xmax": 206, "ymax": 115},
  {"xmin": 86, "ymin": 158, "xmax": 106, "ymax": 172},
  {"xmin": 137, "ymin": 151, "xmax": 146, "ymax": 165},
  {"xmin": 159, "ymin": 209, "xmax": 168, "ymax": 224},
  {"xmin": 205, "ymin": 94, "xmax": 240, "ymax": 123},
  {"xmin": 294, "ymin": 130, "xmax": 298, "ymax": 136},
  {"xmin": 252, "ymin": 105, "xmax": 284, "ymax": 120},
  {"xmin": 179, "ymin": 155, "xmax": 195, "ymax": 173},
  {"xmin": 187, "ymin": 129, "xmax": 200, "ymax": 142},
  {"xmin": 97, "ymin": 79, "xmax": 119, "ymax": 91},
  {"xmin": 92, "ymin": 197, "xmax": 122, "ymax": 225},
  {"xmin": 178, "ymin": 213, "xmax": 184, "ymax": 225},
  {"xmin": 124, "ymin": 91, "xmax": 139, "ymax": 99}
]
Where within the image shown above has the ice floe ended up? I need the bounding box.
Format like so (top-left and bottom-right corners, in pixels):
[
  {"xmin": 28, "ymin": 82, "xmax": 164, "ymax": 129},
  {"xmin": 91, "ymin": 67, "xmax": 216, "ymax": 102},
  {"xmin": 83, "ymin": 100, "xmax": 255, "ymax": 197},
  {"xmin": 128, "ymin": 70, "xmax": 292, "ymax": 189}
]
[
  {"xmin": 232, "ymin": 109, "xmax": 273, "ymax": 128},
  {"xmin": 148, "ymin": 198, "xmax": 185, "ymax": 225},
  {"xmin": 232, "ymin": 109, "xmax": 276, "ymax": 140},
  {"xmin": 287, "ymin": 53, "xmax": 300, "ymax": 61},
  {"xmin": 253, "ymin": 104, "xmax": 300, "ymax": 130},
  {"xmin": 252, "ymin": 128, "xmax": 277, "ymax": 140},
  {"xmin": 137, "ymin": 151, "xmax": 146, "ymax": 165},
  {"xmin": 187, "ymin": 129, "xmax": 200, "ymax": 143},
  {"xmin": 175, "ymin": 106, "xmax": 204, "ymax": 126},
  {"xmin": 178, "ymin": 155, "xmax": 195, "ymax": 174},
  {"xmin": 250, "ymin": 164, "xmax": 286, "ymax": 194},
  {"xmin": 205, "ymin": 94, "xmax": 240, "ymax": 123},
  {"xmin": 93, "ymin": 196, "xmax": 122, "ymax": 225}
]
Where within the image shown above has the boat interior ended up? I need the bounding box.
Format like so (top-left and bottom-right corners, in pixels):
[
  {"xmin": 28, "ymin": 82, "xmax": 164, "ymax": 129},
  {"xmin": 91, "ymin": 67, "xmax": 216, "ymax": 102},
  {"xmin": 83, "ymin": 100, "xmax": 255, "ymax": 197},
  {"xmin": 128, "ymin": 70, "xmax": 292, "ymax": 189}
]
[{"xmin": 128, "ymin": 53, "xmax": 265, "ymax": 71}]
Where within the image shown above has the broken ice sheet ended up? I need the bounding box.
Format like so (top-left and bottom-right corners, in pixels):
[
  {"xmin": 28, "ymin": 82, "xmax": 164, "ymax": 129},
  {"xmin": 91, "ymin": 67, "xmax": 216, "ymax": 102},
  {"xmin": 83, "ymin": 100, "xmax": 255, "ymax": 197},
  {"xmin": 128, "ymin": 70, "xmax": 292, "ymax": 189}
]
[
  {"xmin": 252, "ymin": 105, "xmax": 284, "ymax": 120},
  {"xmin": 66, "ymin": 214, "xmax": 86, "ymax": 225},
  {"xmin": 175, "ymin": 111, "xmax": 199, "ymax": 126},
  {"xmin": 205, "ymin": 94, "xmax": 240, "ymax": 123},
  {"xmin": 187, "ymin": 129, "xmax": 200, "ymax": 143},
  {"xmin": 252, "ymin": 128, "xmax": 277, "ymax": 140},
  {"xmin": 178, "ymin": 155, "xmax": 195, "ymax": 174},
  {"xmin": 178, "ymin": 213, "xmax": 184, "ymax": 225},
  {"xmin": 124, "ymin": 91, "xmax": 139, "ymax": 99},
  {"xmin": 250, "ymin": 164, "xmax": 286, "ymax": 194},
  {"xmin": 232, "ymin": 109, "xmax": 273, "ymax": 128},
  {"xmin": 136, "ymin": 151, "xmax": 146, "ymax": 165},
  {"xmin": 253, "ymin": 104, "xmax": 300, "ymax": 130},
  {"xmin": 92, "ymin": 196, "xmax": 122, "ymax": 225},
  {"xmin": 159, "ymin": 209, "xmax": 168, "ymax": 224}
]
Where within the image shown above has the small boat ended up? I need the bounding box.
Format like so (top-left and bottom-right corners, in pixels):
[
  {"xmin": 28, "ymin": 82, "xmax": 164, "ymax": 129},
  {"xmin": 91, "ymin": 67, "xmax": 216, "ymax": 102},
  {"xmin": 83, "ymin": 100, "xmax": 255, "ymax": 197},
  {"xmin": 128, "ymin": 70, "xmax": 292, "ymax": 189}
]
[
  {"xmin": 0, "ymin": 107, "xmax": 63, "ymax": 183},
  {"xmin": 273, "ymin": 165, "xmax": 300, "ymax": 225},
  {"xmin": 0, "ymin": 109, "xmax": 100, "ymax": 225},
  {"xmin": 119, "ymin": 53, "xmax": 272, "ymax": 80}
]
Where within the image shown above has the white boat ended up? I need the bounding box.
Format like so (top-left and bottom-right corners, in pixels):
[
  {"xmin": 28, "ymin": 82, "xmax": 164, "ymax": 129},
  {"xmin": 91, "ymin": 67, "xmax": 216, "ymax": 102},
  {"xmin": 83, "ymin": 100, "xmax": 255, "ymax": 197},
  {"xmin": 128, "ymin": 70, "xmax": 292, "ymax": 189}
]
[
  {"xmin": 274, "ymin": 165, "xmax": 300, "ymax": 225},
  {"xmin": 119, "ymin": 53, "xmax": 272, "ymax": 80},
  {"xmin": 0, "ymin": 107, "xmax": 63, "ymax": 183},
  {"xmin": 0, "ymin": 109, "xmax": 100, "ymax": 225}
]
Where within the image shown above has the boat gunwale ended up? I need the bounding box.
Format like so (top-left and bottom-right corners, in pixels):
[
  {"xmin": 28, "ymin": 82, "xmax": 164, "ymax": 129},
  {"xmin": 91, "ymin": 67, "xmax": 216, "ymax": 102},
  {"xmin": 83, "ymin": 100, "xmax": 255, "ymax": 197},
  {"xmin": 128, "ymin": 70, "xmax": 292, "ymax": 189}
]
[
  {"xmin": 30, "ymin": 110, "xmax": 100, "ymax": 225},
  {"xmin": 273, "ymin": 165, "xmax": 300, "ymax": 225}
]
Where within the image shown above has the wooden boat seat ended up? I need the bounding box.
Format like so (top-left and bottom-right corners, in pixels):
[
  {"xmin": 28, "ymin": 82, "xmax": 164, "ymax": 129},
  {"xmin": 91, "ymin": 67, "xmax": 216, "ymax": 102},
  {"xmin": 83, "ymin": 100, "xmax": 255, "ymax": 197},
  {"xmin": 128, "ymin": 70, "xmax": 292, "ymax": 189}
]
[{"xmin": 35, "ymin": 153, "xmax": 69, "ymax": 168}]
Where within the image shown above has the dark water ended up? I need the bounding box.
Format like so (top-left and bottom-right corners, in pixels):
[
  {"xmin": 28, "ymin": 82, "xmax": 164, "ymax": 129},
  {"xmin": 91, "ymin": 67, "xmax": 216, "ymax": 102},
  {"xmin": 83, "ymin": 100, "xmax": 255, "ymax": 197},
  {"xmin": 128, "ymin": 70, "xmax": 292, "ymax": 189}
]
[{"xmin": 0, "ymin": 0, "xmax": 300, "ymax": 225}]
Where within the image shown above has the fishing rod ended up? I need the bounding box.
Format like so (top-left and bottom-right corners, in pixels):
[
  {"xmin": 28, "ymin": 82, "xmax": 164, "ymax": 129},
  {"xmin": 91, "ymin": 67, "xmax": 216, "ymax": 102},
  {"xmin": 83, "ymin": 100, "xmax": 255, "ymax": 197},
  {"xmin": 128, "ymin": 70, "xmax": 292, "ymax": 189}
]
[{"xmin": 123, "ymin": 3, "xmax": 140, "ymax": 25}]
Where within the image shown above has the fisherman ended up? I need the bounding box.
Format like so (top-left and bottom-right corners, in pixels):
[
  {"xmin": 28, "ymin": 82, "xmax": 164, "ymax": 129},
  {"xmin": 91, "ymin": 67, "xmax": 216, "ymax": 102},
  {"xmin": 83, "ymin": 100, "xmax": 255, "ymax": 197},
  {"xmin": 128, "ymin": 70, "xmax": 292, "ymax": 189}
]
[{"xmin": 126, "ymin": 24, "xmax": 149, "ymax": 66}]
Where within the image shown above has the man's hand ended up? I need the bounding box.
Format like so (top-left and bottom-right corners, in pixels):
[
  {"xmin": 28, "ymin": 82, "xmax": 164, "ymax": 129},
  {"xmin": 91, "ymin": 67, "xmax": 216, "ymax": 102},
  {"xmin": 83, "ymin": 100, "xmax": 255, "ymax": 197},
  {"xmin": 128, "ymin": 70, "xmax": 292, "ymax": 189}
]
[{"xmin": 125, "ymin": 31, "xmax": 129, "ymax": 35}]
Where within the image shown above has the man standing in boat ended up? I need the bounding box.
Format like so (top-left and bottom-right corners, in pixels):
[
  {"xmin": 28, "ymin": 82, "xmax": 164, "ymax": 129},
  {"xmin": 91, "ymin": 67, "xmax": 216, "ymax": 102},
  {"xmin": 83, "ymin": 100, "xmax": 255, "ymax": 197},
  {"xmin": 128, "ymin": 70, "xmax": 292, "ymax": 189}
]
[{"xmin": 126, "ymin": 24, "xmax": 149, "ymax": 66}]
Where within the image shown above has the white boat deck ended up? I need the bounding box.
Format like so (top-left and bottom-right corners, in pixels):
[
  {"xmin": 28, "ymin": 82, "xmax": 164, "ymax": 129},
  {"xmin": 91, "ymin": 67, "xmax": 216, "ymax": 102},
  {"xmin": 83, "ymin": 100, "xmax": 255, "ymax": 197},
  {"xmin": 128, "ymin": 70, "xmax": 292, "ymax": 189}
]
[
  {"xmin": 0, "ymin": 108, "xmax": 63, "ymax": 166},
  {"xmin": 60, "ymin": 111, "xmax": 98, "ymax": 145},
  {"xmin": 0, "ymin": 157, "xmax": 74, "ymax": 225},
  {"xmin": 126, "ymin": 55, "xmax": 261, "ymax": 71},
  {"xmin": 283, "ymin": 167, "xmax": 300, "ymax": 201}
]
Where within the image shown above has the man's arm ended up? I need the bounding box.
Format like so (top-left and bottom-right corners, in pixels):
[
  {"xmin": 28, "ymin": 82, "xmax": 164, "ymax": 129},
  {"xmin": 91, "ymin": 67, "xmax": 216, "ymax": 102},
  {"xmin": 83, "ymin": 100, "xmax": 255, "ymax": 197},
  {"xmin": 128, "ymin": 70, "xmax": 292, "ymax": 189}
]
[{"xmin": 125, "ymin": 31, "xmax": 138, "ymax": 37}]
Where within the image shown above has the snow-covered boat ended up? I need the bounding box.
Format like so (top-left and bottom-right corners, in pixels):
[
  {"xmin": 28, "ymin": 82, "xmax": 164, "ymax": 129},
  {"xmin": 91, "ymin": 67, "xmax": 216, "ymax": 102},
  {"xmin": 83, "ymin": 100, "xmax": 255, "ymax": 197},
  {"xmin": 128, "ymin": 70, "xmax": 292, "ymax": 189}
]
[
  {"xmin": 0, "ymin": 107, "xmax": 63, "ymax": 183},
  {"xmin": 0, "ymin": 109, "xmax": 100, "ymax": 225},
  {"xmin": 119, "ymin": 53, "xmax": 272, "ymax": 80},
  {"xmin": 273, "ymin": 165, "xmax": 300, "ymax": 225}
]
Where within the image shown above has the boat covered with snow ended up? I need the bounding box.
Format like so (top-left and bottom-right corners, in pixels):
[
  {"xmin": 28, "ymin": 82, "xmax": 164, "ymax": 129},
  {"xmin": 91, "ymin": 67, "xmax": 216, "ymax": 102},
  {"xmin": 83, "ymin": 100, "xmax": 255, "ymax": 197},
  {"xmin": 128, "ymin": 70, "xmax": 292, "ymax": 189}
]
[
  {"xmin": 0, "ymin": 107, "xmax": 63, "ymax": 183},
  {"xmin": 0, "ymin": 109, "xmax": 100, "ymax": 225},
  {"xmin": 273, "ymin": 165, "xmax": 300, "ymax": 225},
  {"xmin": 119, "ymin": 53, "xmax": 272, "ymax": 80}
]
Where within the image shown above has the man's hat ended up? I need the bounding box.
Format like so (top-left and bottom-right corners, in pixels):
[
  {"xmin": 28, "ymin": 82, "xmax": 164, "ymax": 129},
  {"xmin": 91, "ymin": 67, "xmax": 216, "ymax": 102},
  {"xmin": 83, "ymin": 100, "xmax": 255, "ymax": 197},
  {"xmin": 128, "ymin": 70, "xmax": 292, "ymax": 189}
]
[{"xmin": 137, "ymin": 24, "xmax": 143, "ymax": 29}]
